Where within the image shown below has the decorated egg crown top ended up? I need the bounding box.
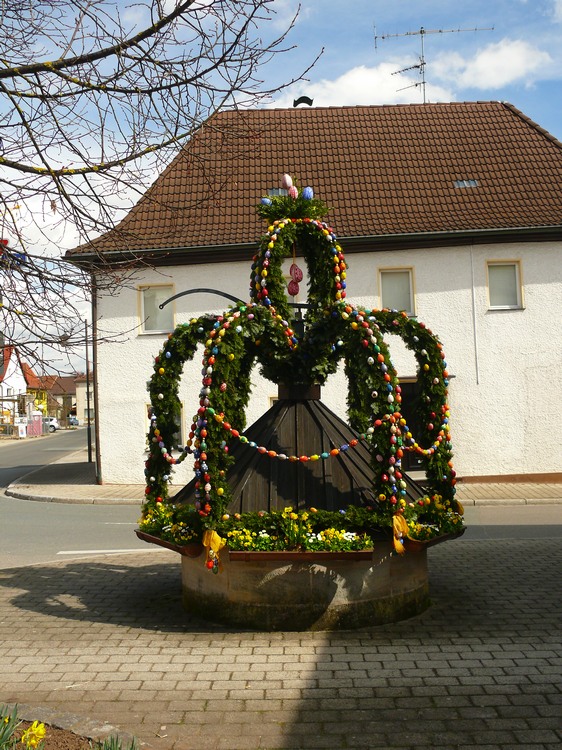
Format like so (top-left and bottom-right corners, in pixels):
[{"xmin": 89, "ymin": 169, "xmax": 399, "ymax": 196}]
[
  {"xmin": 256, "ymin": 173, "xmax": 329, "ymax": 223},
  {"xmin": 252, "ymin": 174, "xmax": 346, "ymax": 313}
]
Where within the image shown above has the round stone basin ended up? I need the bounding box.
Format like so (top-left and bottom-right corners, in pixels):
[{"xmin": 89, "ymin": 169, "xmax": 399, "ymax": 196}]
[{"xmin": 180, "ymin": 544, "xmax": 430, "ymax": 631}]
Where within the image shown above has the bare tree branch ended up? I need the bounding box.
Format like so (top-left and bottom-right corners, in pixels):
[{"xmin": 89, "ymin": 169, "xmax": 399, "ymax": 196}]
[{"xmin": 0, "ymin": 1, "xmax": 316, "ymax": 376}]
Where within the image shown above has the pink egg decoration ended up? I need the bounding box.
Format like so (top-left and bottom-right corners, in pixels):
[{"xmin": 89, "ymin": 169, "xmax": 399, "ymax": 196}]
[
  {"xmin": 281, "ymin": 173, "xmax": 293, "ymax": 189},
  {"xmin": 287, "ymin": 279, "xmax": 300, "ymax": 296},
  {"xmin": 289, "ymin": 263, "xmax": 304, "ymax": 282},
  {"xmin": 288, "ymin": 185, "xmax": 298, "ymax": 199}
]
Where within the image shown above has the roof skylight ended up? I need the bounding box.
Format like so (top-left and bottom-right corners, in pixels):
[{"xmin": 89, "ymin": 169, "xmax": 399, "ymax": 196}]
[{"xmin": 454, "ymin": 179, "xmax": 479, "ymax": 188}]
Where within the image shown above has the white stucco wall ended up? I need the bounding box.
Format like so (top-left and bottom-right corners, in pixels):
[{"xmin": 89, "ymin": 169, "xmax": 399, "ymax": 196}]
[
  {"xmin": 0, "ymin": 352, "xmax": 27, "ymax": 412},
  {"xmin": 95, "ymin": 241, "xmax": 562, "ymax": 485}
]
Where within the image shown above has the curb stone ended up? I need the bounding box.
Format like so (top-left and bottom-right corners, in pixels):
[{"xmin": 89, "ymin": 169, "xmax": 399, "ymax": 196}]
[{"xmin": 4, "ymin": 487, "xmax": 141, "ymax": 505}]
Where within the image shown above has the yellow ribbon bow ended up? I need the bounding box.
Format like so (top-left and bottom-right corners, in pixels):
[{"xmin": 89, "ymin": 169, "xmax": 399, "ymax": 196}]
[
  {"xmin": 202, "ymin": 529, "xmax": 226, "ymax": 573},
  {"xmin": 392, "ymin": 514, "xmax": 409, "ymax": 555}
]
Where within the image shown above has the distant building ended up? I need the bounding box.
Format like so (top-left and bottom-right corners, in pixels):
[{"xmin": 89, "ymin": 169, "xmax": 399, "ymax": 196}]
[{"xmin": 0, "ymin": 345, "xmax": 89, "ymax": 434}]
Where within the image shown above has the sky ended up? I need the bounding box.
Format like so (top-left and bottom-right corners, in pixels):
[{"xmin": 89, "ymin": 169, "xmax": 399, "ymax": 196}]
[{"xmin": 261, "ymin": 0, "xmax": 562, "ymax": 142}]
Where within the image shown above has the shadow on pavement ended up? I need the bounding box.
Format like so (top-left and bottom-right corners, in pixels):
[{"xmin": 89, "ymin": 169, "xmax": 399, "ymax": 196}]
[
  {"xmin": 10, "ymin": 461, "xmax": 97, "ymax": 486},
  {"xmin": 0, "ymin": 536, "xmax": 560, "ymax": 637},
  {"xmin": 0, "ymin": 556, "xmax": 235, "ymax": 633},
  {"xmin": 277, "ymin": 537, "xmax": 562, "ymax": 749}
]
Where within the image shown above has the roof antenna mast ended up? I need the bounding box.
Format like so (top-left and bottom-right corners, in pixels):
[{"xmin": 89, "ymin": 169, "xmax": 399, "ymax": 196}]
[{"xmin": 374, "ymin": 25, "xmax": 494, "ymax": 103}]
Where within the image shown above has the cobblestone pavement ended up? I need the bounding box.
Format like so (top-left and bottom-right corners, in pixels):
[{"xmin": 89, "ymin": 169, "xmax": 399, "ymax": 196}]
[{"xmin": 1, "ymin": 532, "xmax": 561, "ymax": 750}]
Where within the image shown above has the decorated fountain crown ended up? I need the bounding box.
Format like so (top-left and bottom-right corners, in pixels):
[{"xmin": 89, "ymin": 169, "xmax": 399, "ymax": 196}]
[{"xmin": 141, "ymin": 174, "xmax": 461, "ymax": 563}]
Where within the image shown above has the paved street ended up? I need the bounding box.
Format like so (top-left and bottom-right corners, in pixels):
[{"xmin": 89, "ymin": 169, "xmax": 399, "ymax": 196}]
[{"xmin": 1, "ymin": 530, "xmax": 561, "ymax": 750}]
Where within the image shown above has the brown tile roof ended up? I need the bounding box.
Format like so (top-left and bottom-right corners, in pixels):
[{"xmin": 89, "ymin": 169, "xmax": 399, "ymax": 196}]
[
  {"xmin": 20, "ymin": 362, "xmax": 57, "ymax": 391},
  {"xmin": 0, "ymin": 348, "xmax": 78, "ymax": 393},
  {"xmin": 48, "ymin": 376, "xmax": 78, "ymax": 396},
  {"xmin": 68, "ymin": 101, "xmax": 562, "ymax": 257}
]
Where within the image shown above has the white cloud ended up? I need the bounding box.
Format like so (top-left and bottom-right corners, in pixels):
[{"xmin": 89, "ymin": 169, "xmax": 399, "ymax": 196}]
[
  {"xmin": 271, "ymin": 62, "xmax": 455, "ymax": 108},
  {"xmin": 554, "ymin": 0, "xmax": 562, "ymax": 22},
  {"xmin": 432, "ymin": 39, "xmax": 552, "ymax": 90}
]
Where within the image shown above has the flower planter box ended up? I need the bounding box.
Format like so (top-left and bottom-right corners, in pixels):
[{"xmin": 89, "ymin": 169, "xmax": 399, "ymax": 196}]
[
  {"xmin": 228, "ymin": 549, "xmax": 374, "ymax": 562},
  {"xmin": 403, "ymin": 528, "xmax": 466, "ymax": 554},
  {"xmin": 135, "ymin": 529, "xmax": 204, "ymax": 558}
]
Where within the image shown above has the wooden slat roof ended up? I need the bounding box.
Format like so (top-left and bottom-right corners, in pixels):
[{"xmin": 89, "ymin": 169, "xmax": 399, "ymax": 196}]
[{"xmin": 68, "ymin": 101, "xmax": 562, "ymax": 257}]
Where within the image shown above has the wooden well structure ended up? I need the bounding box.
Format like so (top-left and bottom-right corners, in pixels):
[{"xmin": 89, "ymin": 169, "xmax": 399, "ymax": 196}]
[{"xmin": 172, "ymin": 384, "xmax": 426, "ymax": 514}]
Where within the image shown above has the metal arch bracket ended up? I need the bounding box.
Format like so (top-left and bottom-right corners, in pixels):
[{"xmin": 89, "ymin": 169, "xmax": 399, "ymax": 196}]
[
  {"xmin": 159, "ymin": 288, "xmax": 313, "ymax": 314},
  {"xmin": 159, "ymin": 288, "xmax": 245, "ymax": 309}
]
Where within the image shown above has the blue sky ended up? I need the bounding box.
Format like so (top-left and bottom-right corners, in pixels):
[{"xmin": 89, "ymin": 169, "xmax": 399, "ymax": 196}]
[{"xmin": 261, "ymin": 0, "xmax": 562, "ymax": 141}]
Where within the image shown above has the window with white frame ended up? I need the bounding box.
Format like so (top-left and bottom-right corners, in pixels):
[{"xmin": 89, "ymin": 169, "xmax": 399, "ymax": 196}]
[
  {"xmin": 140, "ymin": 285, "xmax": 174, "ymax": 332},
  {"xmin": 487, "ymin": 262, "xmax": 522, "ymax": 309},
  {"xmin": 379, "ymin": 269, "xmax": 414, "ymax": 314}
]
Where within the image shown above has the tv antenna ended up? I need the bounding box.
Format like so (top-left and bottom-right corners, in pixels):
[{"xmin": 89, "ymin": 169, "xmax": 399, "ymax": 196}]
[{"xmin": 374, "ymin": 25, "xmax": 494, "ymax": 103}]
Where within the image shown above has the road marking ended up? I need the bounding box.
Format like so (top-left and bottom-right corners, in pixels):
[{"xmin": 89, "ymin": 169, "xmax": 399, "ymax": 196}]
[{"xmin": 57, "ymin": 548, "xmax": 165, "ymax": 555}]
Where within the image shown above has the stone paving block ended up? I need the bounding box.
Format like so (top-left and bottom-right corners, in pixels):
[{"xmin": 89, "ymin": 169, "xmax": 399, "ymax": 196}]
[
  {"xmin": 228, "ymin": 689, "xmax": 268, "ymax": 700},
  {"xmin": 288, "ymin": 734, "xmax": 347, "ymax": 748},
  {"xmin": 345, "ymin": 741, "xmax": 395, "ymax": 750},
  {"xmin": 514, "ymin": 729, "xmax": 562, "ymax": 742},
  {"xmin": 471, "ymin": 694, "xmax": 512, "ymax": 706},
  {"xmin": 442, "ymin": 687, "xmax": 485, "ymax": 700}
]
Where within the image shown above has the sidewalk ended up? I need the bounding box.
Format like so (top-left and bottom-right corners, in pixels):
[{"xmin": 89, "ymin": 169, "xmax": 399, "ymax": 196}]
[{"xmin": 5, "ymin": 448, "xmax": 562, "ymax": 505}]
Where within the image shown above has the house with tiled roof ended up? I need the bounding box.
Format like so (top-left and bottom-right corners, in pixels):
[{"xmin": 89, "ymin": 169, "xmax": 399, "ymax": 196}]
[
  {"xmin": 0, "ymin": 346, "xmax": 82, "ymax": 432},
  {"xmin": 48, "ymin": 375, "xmax": 79, "ymax": 426},
  {"xmin": 0, "ymin": 348, "xmax": 53, "ymax": 432},
  {"xmin": 0, "ymin": 347, "xmax": 26, "ymax": 427},
  {"xmin": 68, "ymin": 101, "xmax": 562, "ymax": 485}
]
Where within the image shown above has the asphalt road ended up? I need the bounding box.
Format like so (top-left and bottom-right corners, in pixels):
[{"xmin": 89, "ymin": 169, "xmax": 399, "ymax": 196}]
[
  {"xmin": 0, "ymin": 495, "xmax": 152, "ymax": 569},
  {"xmin": 0, "ymin": 429, "xmax": 152, "ymax": 569},
  {"xmin": 0, "ymin": 427, "xmax": 88, "ymax": 487}
]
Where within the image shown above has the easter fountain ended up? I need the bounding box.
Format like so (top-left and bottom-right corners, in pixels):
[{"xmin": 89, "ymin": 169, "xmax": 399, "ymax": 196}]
[{"xmin": 136, "ymin": 177, "xmax": 464, "ymax": 630}]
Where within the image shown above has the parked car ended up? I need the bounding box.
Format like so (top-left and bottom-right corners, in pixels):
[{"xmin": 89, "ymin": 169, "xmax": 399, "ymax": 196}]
[
  {"xmin": 68, "ymin": 416, "xmax": 79, "ymax": 426},
  {"xmin": 46, "ymin": 416, "xmax": 59, "ymax": 433}
]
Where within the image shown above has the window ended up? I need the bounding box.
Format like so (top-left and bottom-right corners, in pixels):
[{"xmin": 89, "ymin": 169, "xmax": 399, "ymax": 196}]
[
  {"xmin": 379, "ymin": 269, "xmax": 414, "ymax": 314},
  {"xmin": 268, "ymin": 188, "xmax": 288, "ymax": 196},
  {"xmin": 140, "ymin": 285, "xmax": 174, "ymax": 332},
  {"xmin": 487, "ymin": 262, "xmax": 522, "ymax": 309}
]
